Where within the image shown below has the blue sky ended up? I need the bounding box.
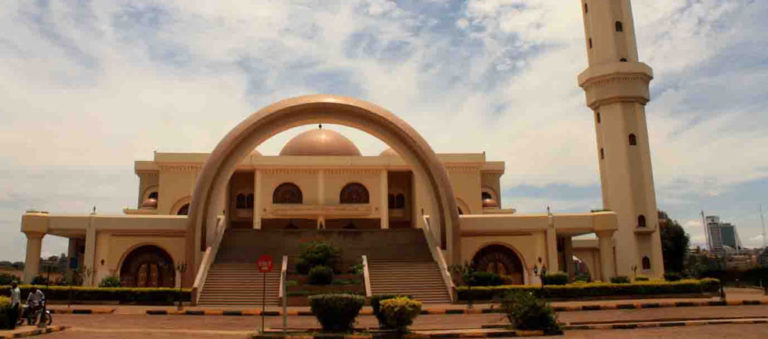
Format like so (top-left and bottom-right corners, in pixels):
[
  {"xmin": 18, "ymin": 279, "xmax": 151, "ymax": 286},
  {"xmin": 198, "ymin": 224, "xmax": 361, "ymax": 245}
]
[{"xmin": 0, "ymin": 0, "xmax": 767, "ymax": 260}]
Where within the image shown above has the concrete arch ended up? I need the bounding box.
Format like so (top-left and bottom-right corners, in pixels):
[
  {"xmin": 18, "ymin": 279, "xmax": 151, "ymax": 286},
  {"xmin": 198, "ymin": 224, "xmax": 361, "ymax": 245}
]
[
  {"xmin": 185, "ymin": 95, "xmax": 460, "ymax": 285},
  {"xmin": 170, "ymin": 196, "xmax": 192, "ymax": 215},
  {"xmin": 456, "ymin": 198, "xmax": 471, "ymax": 215},
  {"xmin": 471, "ymin": 242, "xmax": 528, "ymax": 285},
  {"xmin": 117, "ymin": 243, "xmax": 176, "ymax": 287},
  {"xmin": 142, "ymin": 185, "xmax": 159, "ymax": 201}
]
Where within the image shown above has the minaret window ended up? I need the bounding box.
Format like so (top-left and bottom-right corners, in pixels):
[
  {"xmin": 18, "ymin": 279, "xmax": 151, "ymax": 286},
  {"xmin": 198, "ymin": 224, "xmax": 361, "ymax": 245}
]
[
  {"xmin": 620, "ymin": 58, "xmax": 628, "ymax": 62},
  {"xmin": 584, "ymin": 3, "xmax": 588, "ymax": 13},
  {"xmin": 615, "ymin": 21, "xmax": 624, "ymax": 32},
  {"xmin": 148, "ymin": 192, "xmax": 158, "ymax": 200},
  {"xmin": 641, "ymin": 256, "xmax": 651, "ymax": 270},
  {"xmin": 596, "ymin": 112, "xmax": 601, "ymax": 123},
  {"xmin": 629, "ymin": 134, "xmax": 637, "ymax": 146},
  {"xmin": 588, "ymin": 38, "xmax": 593, "ymax": 49},
  {"xmin": 638, "ymin": 214, "xmax": 646, "ymax": 227},
  {"xmin": 600, "ymin": 148, "xmax": 604, "ymax": 159}
]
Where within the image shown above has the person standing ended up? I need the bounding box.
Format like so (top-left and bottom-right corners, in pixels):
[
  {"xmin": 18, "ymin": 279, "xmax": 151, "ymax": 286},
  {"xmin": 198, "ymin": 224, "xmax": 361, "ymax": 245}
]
[{"xmin": 10, "ymin": 282, "xmax": 21, "ymax": 328}]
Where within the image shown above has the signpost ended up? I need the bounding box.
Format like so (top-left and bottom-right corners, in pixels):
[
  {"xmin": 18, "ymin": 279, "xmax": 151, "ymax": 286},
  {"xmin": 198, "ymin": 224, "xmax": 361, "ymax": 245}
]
[{"xmin": 257, "ymin": 255, "xmax": 273, "ymax": 334}]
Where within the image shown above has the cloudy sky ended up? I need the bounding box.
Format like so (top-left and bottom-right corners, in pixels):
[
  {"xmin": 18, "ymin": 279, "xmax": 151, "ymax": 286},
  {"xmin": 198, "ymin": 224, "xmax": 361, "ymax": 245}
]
[{"xmin": 1, "ymin": 0, "xmax": 766, "ymax": 261}]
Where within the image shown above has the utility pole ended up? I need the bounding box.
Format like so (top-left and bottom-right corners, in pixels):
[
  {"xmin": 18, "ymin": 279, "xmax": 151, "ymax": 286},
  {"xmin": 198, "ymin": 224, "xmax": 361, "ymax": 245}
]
[{"xmin": 760, "ymin": 204, "xmax": 766, "ymax": 249}]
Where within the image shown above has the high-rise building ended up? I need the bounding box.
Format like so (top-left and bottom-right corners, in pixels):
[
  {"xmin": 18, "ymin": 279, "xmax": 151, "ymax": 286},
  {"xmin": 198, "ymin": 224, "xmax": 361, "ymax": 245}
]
[{"xmin": 706, "ymin": 216, "xmax": 743, "ymax": 254}]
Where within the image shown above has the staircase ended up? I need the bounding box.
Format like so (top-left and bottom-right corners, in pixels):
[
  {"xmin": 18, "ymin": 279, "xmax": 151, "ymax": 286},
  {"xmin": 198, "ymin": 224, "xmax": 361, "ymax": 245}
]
[
  {"xmin": 368, "ymin": 259, "xmax": 452, "ymax": 304},
  {"xmin": 197, "ymin": 263, "xmax": 280, "ymax": 306}
]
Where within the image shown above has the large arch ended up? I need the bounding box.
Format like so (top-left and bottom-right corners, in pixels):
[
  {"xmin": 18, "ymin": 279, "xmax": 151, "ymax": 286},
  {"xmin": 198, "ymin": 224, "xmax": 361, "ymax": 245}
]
[
  {"xmin": 471, "ymin": 244, "xmax": 526, "ymax": 285},
  {"xmin": 119, "ymin": 245, "xmax": 175, "ymax": 288},
  {"xmin": 184, "ymin": 95, "xmax": 460, "ymax": 285}
]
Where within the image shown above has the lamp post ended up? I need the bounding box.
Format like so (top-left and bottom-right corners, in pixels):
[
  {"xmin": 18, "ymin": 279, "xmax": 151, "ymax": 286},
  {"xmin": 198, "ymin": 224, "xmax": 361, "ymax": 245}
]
[{"xmin": 175, "ymin": 262, "xmax": 188, "ymax": 310}]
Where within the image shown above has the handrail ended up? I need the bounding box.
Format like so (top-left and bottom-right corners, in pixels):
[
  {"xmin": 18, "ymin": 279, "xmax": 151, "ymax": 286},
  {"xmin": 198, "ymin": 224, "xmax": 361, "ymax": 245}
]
[
  {"xmin": 362, "ymin": 255, "xmax": 372, "ymax": 298},
  {"xmin": 192, "ymin": 215, "xmax": 227, "ymax": 305},
  {"xmin": 422, "ymin": 215, "xmax": 457, "ymax": 302},
  {"xmin": 278, "ymin": 255, "xmax": 288, "ymax": 299}
]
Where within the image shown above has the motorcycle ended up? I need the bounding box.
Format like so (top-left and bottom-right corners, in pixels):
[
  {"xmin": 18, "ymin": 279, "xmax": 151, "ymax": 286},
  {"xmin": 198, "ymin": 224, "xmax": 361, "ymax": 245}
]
[{"xmin": 16, "ymin": 303, "xmax": 53, "ymax": 327}]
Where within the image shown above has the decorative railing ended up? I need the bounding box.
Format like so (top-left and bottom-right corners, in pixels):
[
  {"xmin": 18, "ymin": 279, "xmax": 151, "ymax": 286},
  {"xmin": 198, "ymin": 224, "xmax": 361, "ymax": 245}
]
[
  {"xmin": 422, "ymin": 215, "xmax": 456, "ymax": 302},
  {"xmin": 192, "ymin": 215, "xmax": 227, "ymax": 305},
  {"xmin": 278, "ymin": 255, "xmax": 288, "ymax": 299},
  {"xmin": 362, "ymin": 255, "xmax": 372, "ymax": 298}
]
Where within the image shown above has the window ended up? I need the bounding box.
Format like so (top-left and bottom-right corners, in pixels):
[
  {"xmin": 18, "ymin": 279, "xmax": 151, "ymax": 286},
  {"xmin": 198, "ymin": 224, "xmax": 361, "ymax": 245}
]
[
  {"xmin": 638, "ymin": 214, "xmax": 646, "ymax": 227},
  {"xmin": 395, "ymin": 194, "xmax": 405, "ymax": 209},
  {"xmin": 584, "ymin": 3, "xmax": 588, "ymax": 13},
  {"xmin": 620, "ymin": 58, "xmax": 628, "ymax": 62},
  {"xmin": 588, "ymin": 38, "xmax": 593, "ymax": 49},
  {"xmin": 340, "ymin": 183, "xmax": 369, "ymax": 204},
  {"xmin": 596, "ymin": 112, "xmax": 601, "ymax": 123},
  {"xmin": 642, "ymin": 256, "xmax": 651, "ymax": 270},
  {"xmin": 600, "ymin": 148, "xmax": 605, "ymax": 159},
  {"xmin": 148, "ymin": 192, "xmax": 158, "ymax": 200},
  {"xmin": 482, "ymin": 191, "xmax": 493, "ymax": 200},
  {"xmin": 177, "ymin": 204, "xmax": 189, "ymax": 216},
  {"xmin": 629, "ymin": 133, "xmax": 637, "ymax": 146},
  {"xmin": 458, "ymin": 207, "xmax": 464, "ymax": 215},
  {"xmin": 246, "ymin": 194, "xmax": 254, "ymax": 209},
  {"xmin": 273, "ymin": 183, "xmax": 303, "ymax": 204},
  {"xmin": 235, "ymin": 194, "xmax": 246, "ymax": 209},
  {"xmin": 388, "ymin": 194, "xmax": 395, "ymax": 209},
  {"xmin": 615, "ymin": 21, "xmax": 623, "ymax": 32}
]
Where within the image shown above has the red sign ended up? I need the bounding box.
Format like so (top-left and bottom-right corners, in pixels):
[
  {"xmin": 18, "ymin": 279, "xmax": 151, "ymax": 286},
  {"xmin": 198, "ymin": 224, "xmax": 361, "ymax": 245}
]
[{"xmin": 257, "ymin": 255, "xmax": 273, "ymax": 273}]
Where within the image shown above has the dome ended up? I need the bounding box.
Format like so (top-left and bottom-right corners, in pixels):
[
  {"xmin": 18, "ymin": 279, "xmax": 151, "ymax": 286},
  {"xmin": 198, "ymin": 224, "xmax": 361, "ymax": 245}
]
[
  {"xmin": 141, "ymin": 198, "xmax": 158, "ymax": 209},
  {"xmin": 279, "ymin": 128, "xmax": 361, "ymax": 156},
  {"xmin": 379, "ymin": 148, "xmax": 398, "ymax": 156},
  {"xmin": 482, "ymin": 198, "xmax": 498, "ymax": 208}
]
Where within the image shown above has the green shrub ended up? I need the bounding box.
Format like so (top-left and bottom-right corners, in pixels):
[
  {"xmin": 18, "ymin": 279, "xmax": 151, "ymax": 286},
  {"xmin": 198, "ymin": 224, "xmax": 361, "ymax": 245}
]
[
  {"xmin": 348, "ymin": 263, "xmax": 364, "ymax": 275},
  {"xmin": 308, "ymin": 266, "xmax": 334, "ymax": 285},
  {"xmin": 500, "ymin": 290, "xmax": 560, "ymax": 332},
  {"xmin": 309, "ymin": 294, "xmax": 365, "ymax": 332},
  {"xmin": 99, "ymin": 275, "xmax": 121, "ymax": 288},
  {"xmin": 574, "ymin": 274, "xmax": 590, "ymax": 283},
  {"xmin": 295, "ymin": 258, "xmax": 312, "ymax": 275},
  {"xmin": 371, "ymin": 295, "xmax": 412, "ymax": 328},
  {"xmin": 31, "ymin": 276, "xmax": 49, "ymax": 285},
  {"xmin": 331, "ymin": 278, "xmax": 361, "ymax": 286},
  {"xmin": 0, "ymin": 274, "xmax": 19, "ymax": 285},
  {"xmin": 471, "ymin": 271, "xmax": 504, "ymax": 286},
  {"xmin": 635, "ymin": 276, "xmax": 649, "ymax": 282},
  {"xmin": 0, "ymin": 285, "xmax": 191, "ymax": 305},
  {"xmin": 299, "ymin": 241, "xmax": 342, "ymax": 272},
  {"xmin": 664, "ymin": 272, "xmax": 682, "ymax": 282},
  {"xmin": 379, "ymin": 297, "xmax": 423, "ymax": 332},
  {"xmin": 610, "ymin": 276, "xmax": 630, "ymax": 284},
  {"xmin": 542, "ymin": 273, "xmax": 568, "ymax": 285},
  {"xmin": 456, "ymin": 278, "xmax": 720, "ymax": 301},
  {"xmin": 0, "ymin": 296, "xmax": 12, "ymax": 330}
]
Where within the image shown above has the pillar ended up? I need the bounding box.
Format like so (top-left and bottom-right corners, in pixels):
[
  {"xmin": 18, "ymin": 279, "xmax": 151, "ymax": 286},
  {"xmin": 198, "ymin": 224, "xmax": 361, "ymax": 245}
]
[
  {"xmin": 253, "ymin": 170, "xmax": 262, "ymax": 229},
  {"xmin": 545, "ymin": 215, "xmax": 559, "ymax": 274},
  {"xmin": 564, "ymin": 236, "xmax": 575, "ymax": 280},
  {"xmin": 317, "ymin": 170, "xmax": 325, "ymax": 206},
  {"xmin": 597, "ymin": 230, "xmax": 616, "ymax": 281},
  {"xmin": 23, "ymin": 232, "xmax": 44, "ymax": 283},
  {"xmin": 380, "ymin": 170, "xmax": 389, "ymax": 229},
  {"xmin": 83, "ymin": 221, "xmax": 97, "ymax": 286}
]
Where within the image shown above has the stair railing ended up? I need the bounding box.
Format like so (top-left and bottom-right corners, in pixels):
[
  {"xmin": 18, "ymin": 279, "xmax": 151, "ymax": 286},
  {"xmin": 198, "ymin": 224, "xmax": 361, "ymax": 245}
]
[
  {"xmin": 278, "ymin": 255, "xmax": 288, "ymax": 300},
  {"xmin": 422, "ymin": 215, "xmax": 457, "ymax": 302},
  {"xmin": 362, "ymin": 255, "xmax": 372, "ymax": 298},
  {"xmin": 192, "ymin": 215, "xmax": 227, "ymax": 305}
]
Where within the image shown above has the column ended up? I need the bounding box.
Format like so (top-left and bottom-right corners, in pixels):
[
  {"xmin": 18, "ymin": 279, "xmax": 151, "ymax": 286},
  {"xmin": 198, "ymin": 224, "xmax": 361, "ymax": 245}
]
[
  {"xmin": 253, "ymin": 170, "xmax": 262, "ymax": 229},
  {"xmin": 564, "ymin": 236, "xmax": 574, "ymax": 280},
  {"xmin": 545, "ymin": 215, "xmax": 559, "ymax": 274},
  {"xmin": 380, "ymin": 170, "xmax": 389, "ymax": 229},
  {"xmin": 83, "ymin": 220, "xmax": 97, "ymax": 286},
  {"xmin": 23, "ymin": 232, "xmax": 44, "ymax": 283},
  {"xmin": 597, "ymin": 230, "xmax": 616, "ymax": 281}
]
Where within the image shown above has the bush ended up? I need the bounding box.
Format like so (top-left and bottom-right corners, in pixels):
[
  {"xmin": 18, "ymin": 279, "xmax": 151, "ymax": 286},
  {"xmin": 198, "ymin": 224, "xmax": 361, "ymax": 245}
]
[
  {"xmin": 610, "ymin": 276, "xmax": 630, "ymax": 284},
  {"xmin": 0, "ymin": 274, "xmax": 19, "ymax": 285},
  {"xmin": 371, "ymin": 295, "xmax": 412, "ymax": 328},
  {"xmin": 31, "ymin": 276, "xmax": 49, "ymax": 285},
  {"xmin": 299, "ymin": 241, "xmax": 342, "ymax": 272},
  {"xmin": 99, "ymin": 275, "xmax": 121, "ymax": 288},
  {"xmin": 457, "ymin": 278, "xmax": 720, "ymax": 301},
  {"xmin": 574, "ymin": 274, "xmax": 590, "ymax": 283},
  {"xmin": 309, "ymin": 294, "xmax": 365, "ymax": 332},
  {"xmin": 295, "ymin": 258, "xmax": 312, "ymax": 275},
  {"xmin": 471, "ymin": 271, "xmax": 504, "ymax": 286},
  {"xmin": 542, "ymin": 273, "xmax": 568, "ymax": 285},
  {"xmin": 500, "ymin": 290, "xmax": 560, "ymax": 332},
  {"xmin": 664, "ymin": 272, "xmax": 682, "ymax": 282},
  {"xmin": 0, "ymin": 285, "xmax": 191, "ymax": 305},
  {"xmin": 308, "ymin": 266, "xmax": 334, "ymax": 285},
  {"xmin": 635, "ymin": 276, "xmax": 649, "ymax": 282},
  {"xmin": 379, "ymin": 297, "xmax": 423, "ymax": 332}
]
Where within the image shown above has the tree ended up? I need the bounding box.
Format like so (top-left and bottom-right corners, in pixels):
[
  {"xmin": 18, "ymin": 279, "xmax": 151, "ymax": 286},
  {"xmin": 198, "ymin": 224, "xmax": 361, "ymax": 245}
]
[{"xmin": 658, "ymin": 211, "xmax": 690, "ymax": 273}]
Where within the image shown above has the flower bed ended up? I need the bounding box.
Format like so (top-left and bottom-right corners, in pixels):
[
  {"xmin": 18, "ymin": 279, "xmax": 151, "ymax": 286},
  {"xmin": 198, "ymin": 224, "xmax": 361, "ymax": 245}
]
[
  {"xmin": 0, "ymin": 285, "xmax": 190, "ymax": 305},
  {"xmin": 457, "ymin": 278, "xmax": 720, "ymax": 301}
]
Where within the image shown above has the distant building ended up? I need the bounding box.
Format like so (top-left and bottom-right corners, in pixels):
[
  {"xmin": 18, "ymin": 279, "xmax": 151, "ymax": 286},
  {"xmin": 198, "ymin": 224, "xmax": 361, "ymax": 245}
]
[
  {"xmin": 759, "ymin": 248, "xmax": 768, "ymax": 267},
  {"xmin": 706, "ymin": 216, "xmax": 743, "ymax": 255}
]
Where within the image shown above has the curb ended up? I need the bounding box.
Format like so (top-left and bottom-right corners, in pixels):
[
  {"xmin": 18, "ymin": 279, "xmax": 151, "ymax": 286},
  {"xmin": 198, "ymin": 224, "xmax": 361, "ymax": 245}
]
[
  {"xmin": 143, "ymin": 299, "xmax": 768, "ymax": 317},
  {"xmin": 50, "ymin": 308, "xmax": 115, "ymax": 314},
  {"xmin": 251, "ymin": 329, "xmax": 557, "ymax": 339},
  {"xmin": 0, "ymin": 325, "xmax": 68, "ymax": 339},
  {"xmin": 563, "ymin": 318, "xmax": 768, "ymax": 331}
]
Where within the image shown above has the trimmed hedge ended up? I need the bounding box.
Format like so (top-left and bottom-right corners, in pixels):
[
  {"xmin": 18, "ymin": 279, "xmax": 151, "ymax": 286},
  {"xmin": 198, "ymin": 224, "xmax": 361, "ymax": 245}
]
[
  {"xmin": 0, "ymin": 296, "xmax": 12, "ymax": 330},
  {"xmin": 308, "ymin": 266, "xmax": 334, "ymax": 285},
  {"xmin": 541, "ymin": 273, "xmax": 568, "ymax": 286},
  {"xmin": 0, "ymin": 285, "xmax": 190, "ymax": 305},
  {"xmin": 500, "ymin": 291, "xmax": 559, "ymax": 332},
  {"xmin": 371, "ymin": 294, "xmax": 412, "ymax": 328},
  {"xmin": 309, "ymin": 294, "xmax": 365, "ymax": 332},
  {"xmin": 471, "ymin": 272, "xmax": 504, "ymax": 286},
  {"xmin": 379, "ymin": 297, "xmax": 422, "ymax": 332},
  {"xmin": 457, "ymin": 278, "xmax": 720, "ymax": 301},
  {"xmin": 610, "ymin": 276, "xmax": 630, "ymax": 284}
]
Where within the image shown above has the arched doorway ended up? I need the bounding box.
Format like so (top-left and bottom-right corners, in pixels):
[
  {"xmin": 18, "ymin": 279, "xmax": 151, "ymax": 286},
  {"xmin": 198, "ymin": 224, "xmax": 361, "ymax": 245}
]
[
  {"xmin": 185, "ymin": 95, "xmax": 461, "ymax": 285},
  {"xmin": 119, "ymin": 245, "xmax": 175, "ymax": 288},
  {"xmin": 472, "ymin": 245, "xmax": 525, "ymax": 285}
]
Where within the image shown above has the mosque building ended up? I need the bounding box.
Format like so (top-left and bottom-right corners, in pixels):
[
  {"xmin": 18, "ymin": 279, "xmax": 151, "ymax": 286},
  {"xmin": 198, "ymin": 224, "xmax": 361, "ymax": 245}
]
[{"xmin": 19, "ymin": 0, "xmax": 663, "ymax": 304}]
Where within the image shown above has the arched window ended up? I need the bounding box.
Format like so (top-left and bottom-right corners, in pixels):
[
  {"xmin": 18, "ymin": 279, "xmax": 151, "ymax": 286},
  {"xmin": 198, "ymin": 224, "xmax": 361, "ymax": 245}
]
[
  {"xmin": 615, "ymin": 21, "xmax": 623, "ymax": 32},
  {"xmin": 584, "ymin": 3, "xmax": 588, "ymax": 13},
  {"xmin": 246, "ymin": 194, "xmax": 254, "ymax": 209},
  {"xmin": 458, "ymin": 207, "xmax": 464, "ymax": 215},
  {"xmin": 596, "ymin": 112, "xmax": 601, "ymax": 123},
  {"xmin": 638, "ymin": 214, "xmax": 646, "ymax": 227},
  {"xmin": 177, "ymin": 204, "xmax": 189, "ymax": 216},
  {"xmin": 273, "ymin": 183, "xmax": 303, "ymax": 204},
  {"xmin": 588, "ymin": 38, "xmax": 593, "ymax": 49},
  {"xmin": 236, "ymin": 194, "xmax": 246, "ymax": 209},
  {"xmin": 641, "ymin": 256, "xmax": 651, "ymax": 270},
  {"xmin": 482, "ymin": 191, "xmax": 493, "ymax": 200},
  {"xmin": 395, "ymin": 194, "xmax": 405, "ymax": 209},
  {"xmin": 388, "ymin": 194, "xmax": 395, "ymax": 209},
  {"xmin": 148, "ymin": 192, "xmax": 158, "ymax": 200},
  {"xmin": 629, "ymin": 134, "xmax": 637, "ymax": 146},
  {"xmin": 340, "ymin": 183, "xmax": 369, "ymax": 204},
  {"xmin": 620, "ymin": 58, "xmax": 628, "ymax": 62},
  {"xmin": 600, "ymin": 148, "xmax": 605, "ymax": 159}
]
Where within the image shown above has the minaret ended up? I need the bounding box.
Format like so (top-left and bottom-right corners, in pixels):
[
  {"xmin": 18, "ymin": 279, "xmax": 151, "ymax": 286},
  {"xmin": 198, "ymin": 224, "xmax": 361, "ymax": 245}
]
[{"xmin": 578, "ymin": 0, "xmax": 664, "ymax": 278}]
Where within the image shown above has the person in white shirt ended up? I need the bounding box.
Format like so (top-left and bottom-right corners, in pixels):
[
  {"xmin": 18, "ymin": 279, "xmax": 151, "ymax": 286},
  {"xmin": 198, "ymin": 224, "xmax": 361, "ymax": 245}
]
[{"xmin": 10, "ymin": 282, "xmax": 21, "ymax": 328}]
